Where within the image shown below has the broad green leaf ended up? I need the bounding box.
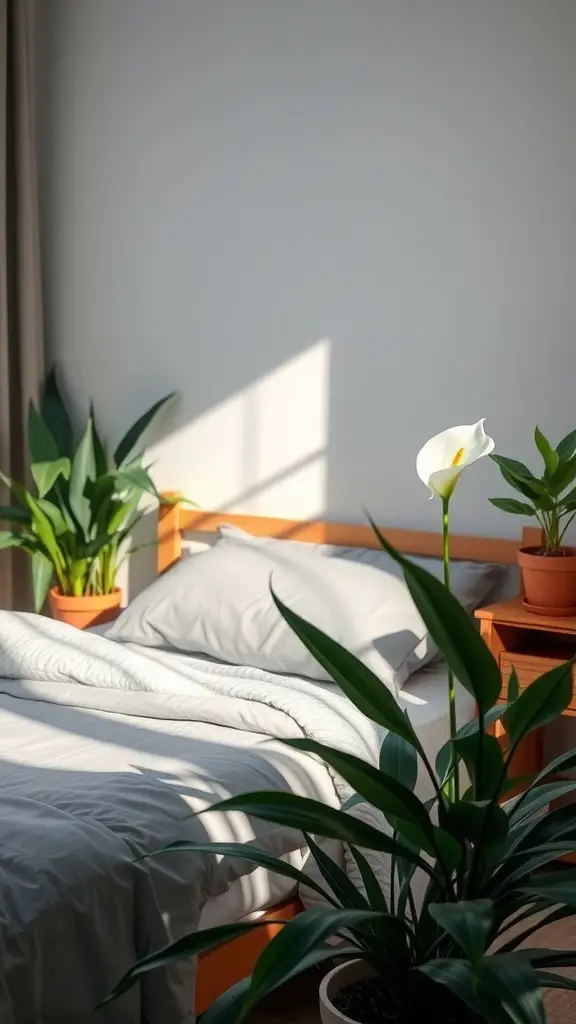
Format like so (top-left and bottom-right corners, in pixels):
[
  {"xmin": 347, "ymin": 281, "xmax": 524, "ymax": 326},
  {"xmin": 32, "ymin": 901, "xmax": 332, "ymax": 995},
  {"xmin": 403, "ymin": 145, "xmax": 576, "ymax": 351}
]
[
  {"xmin": 503, "ymin": 660, "xmax": 573, "ymax": 748},
  {"xmin": 429, "ymin": 900, "xmax": 493, "ymax": 965},
  {"xmin": 37, "ymin": 498, "xmax": 69, "ymax": 536},
  {"xmin": 436, "ymin": 705, "xmax": 507, "ymax": 784},
  {"xmin": 113, "ymin": 392, "xmax": 176, "ymax": 467},
  {"xmin": 379, "ymin": 732, "xmax": 418, "ymax": 792},
  {"xmin": 244, "ymin": 908, "xmax": 385, "ymax": 1015},
  {"xmin": 272, "ymin": 590, "xmax": 419, "ymax": 747},
  {"xmin": 282, "ymin": 738, "xmax": 435, "ymax": 845},
  {"xmin": 548, "ymin": 457, "xmax": 576, "ymax": 497},
  {"xmin": 520, "ymin": 947, "xmax": 576, "ymax": 969},
  {"xmin": 561, "ymin": 485, "xmax": 576, "ymax": 506},
  {"xmin": 68, "ymin": 418, "xmax": 97, "ymax": 538},
  {"xmin": 40, "ymin": 367, "xmax": 74, "ymax": 457},
  {"xmin": 90, "ymin": 404, "xmax": 108, "ymax": 476},
  {"xmin": 149, "ymin": 839, "xmax": 335, "ymax": 906},
  {"xmin": 498, "ymin": 906, "xmax": 576, "ymax": 955},
  {"xmin": 557, "ymin": 429, "xmax": 576, "ymax": 462},
  {"xmin": 444, "ymin": 799, "xmax": 508, "ymax": 852},
  {"xmin": 421, "ymin": 954, "xmax": 545, "ymax": 1024},
  {"xmin": 495, "ymin": 463, "xmax": 545, "ymax": 502},
  {"xmin": 454, "ymin": 731, "xmax": 504, "ymax": 801},
  {"xmin": 489, "ymin": 498, "xmax": 536, "ymax": 517},
  {"xmin": 0, "ymin": 505, "xmax": 30, "ymax": 525},
  {"xmin": 31, "ymin": 550, "xmax": 54, "ymax": 611},
  {"xmin": 367, "ymin": 515, "xmax": 501, "ymax": 713},
  {"xmin": 534, "ymin": 426, "xmax": 559, "ymax": 476},
  {"xmin": 31, "ymin": 457, "xmax": 71, "ymax": 498},
  {"xmin": 534, "ymin": 970, "xmax": 576, "ymax": 993},
  {"xmin": 200, "ymin": 791, "xmax": 434, "ymax": 877},
  {"xmin": 490, "ymin": 455, "xmax": 546, "ymax": 495}
]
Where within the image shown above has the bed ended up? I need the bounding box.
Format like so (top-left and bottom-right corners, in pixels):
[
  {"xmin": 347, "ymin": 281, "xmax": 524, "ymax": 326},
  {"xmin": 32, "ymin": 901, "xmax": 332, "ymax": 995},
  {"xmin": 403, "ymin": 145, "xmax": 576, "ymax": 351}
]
[{"xmin": 0, "ymin": 503, "xmax": 536, "ymax": 1024}]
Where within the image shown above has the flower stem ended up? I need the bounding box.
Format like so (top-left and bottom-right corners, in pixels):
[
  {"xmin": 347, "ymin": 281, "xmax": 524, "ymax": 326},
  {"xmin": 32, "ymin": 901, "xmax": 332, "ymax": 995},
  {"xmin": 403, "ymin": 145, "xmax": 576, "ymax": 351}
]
[{"xmin": 442, "ymin": 497, "xmax": 459, "ymax": 803}]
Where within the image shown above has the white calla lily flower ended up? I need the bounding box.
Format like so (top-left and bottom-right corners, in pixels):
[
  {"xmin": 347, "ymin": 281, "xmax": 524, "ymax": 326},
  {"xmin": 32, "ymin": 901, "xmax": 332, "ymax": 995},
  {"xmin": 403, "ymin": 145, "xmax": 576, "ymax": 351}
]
[{"xmin": 416, "ymin": 419, "xmax": 495, "ymax": 500}]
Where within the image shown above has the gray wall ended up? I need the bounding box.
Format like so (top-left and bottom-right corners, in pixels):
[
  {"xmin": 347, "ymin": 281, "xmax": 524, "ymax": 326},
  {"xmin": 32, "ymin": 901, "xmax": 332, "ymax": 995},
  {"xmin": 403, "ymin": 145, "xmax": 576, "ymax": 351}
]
[{"xmin": 39, "ymin": 0, "xmax": 576, "ymax": 537}]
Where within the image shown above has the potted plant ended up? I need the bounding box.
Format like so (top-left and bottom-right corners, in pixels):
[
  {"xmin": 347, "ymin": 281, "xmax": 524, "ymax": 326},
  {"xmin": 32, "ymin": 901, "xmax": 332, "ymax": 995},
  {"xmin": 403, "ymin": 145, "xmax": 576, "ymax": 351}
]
[
  {"xmin": 0, "ymin": 367, "xmax": 176, "ymax": 628},
  {"xmin": 491, "ymin": 426, "xmax": 576, "ymax": 615},
  {"xmin": 105, "ymin": 520, "xmax": 576, "ymax": 1024}
]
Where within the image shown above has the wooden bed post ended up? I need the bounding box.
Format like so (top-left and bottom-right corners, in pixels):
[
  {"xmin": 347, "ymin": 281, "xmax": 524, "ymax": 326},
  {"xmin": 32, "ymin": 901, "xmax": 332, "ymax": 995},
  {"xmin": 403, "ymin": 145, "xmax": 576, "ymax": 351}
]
[{"xmin": 157, "ymin": 492, "xmax": 183, "ymax": 574}]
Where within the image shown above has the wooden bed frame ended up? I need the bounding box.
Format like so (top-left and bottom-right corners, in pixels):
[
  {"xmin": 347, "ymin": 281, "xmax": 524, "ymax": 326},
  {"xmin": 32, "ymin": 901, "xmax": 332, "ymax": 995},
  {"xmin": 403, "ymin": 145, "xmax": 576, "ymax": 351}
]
[{"xmin": 156, "ymin": 496, "xmax": 541, "ymax": 1014}]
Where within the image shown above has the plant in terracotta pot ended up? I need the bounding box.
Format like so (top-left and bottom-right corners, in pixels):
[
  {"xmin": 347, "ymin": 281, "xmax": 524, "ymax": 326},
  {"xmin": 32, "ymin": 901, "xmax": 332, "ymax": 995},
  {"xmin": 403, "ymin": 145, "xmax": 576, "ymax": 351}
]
[
  {"xmin": 0, "ymin": 368, "xmax": 176, "ymax": 628},
  {"xmin": 490, "ymin": 426, "xmax": 576, "ymax": 615},
  {"xmin": 105, "ymin": 521, "xmax": 576, "ymax": 1024}
]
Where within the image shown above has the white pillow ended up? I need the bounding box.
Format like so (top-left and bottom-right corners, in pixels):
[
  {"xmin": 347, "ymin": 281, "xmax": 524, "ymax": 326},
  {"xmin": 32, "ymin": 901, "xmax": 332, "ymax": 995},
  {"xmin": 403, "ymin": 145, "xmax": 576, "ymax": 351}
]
[{"xmin": 109, "ymin": 525, "xmax": 505, "ymax": 693}]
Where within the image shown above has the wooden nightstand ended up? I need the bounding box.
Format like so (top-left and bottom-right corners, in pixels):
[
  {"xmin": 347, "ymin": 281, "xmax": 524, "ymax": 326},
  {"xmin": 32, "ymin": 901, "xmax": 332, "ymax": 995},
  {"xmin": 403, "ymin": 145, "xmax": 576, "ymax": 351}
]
[{"xmin": 475, "ymin": 598, "xmax": 576, "ymax": 781}]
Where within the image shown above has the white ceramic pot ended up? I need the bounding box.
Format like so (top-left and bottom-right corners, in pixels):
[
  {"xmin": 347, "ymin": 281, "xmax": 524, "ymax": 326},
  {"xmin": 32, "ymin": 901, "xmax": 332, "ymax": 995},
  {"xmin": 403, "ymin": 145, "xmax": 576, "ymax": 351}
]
[{"xmin": 319, "ymin": 959, "xmax": 377, "ymax": 1024}]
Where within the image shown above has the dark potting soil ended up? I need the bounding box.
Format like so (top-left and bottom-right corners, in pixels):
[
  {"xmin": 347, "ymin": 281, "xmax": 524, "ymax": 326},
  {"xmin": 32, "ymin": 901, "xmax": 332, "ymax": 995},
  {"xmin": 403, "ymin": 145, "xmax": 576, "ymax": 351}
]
[{"xmin": 332, "ymin": 976, "xmax": 482, "ymax": 1024}]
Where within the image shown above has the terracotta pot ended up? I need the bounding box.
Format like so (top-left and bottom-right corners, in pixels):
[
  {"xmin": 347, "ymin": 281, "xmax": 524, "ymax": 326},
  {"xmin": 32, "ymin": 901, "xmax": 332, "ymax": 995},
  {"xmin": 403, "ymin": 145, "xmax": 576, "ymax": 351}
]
[
  {"xmin": 48, "ymin": 587, "xmax": 122, "ymax": 630},
  {"xmin": 319, "ymin": 960, "xmax": 376, "ymax": 1024},
  {"xmin": 518, "ymin": 546, "xmax": 576, "ymax": 616}
]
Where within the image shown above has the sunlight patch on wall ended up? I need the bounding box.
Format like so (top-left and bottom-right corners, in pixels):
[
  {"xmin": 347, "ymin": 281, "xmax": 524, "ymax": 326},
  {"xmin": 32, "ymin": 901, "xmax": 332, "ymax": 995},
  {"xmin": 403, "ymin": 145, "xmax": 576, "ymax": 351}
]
[{"xmin": 149, "ymin": 339, "xmax": 330, "ymax": 519}]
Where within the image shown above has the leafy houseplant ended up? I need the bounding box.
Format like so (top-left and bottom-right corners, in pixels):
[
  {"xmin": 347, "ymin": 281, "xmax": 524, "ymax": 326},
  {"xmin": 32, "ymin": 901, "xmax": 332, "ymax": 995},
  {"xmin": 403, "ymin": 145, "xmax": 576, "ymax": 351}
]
[
  {"xmin": 491, "ymin": 426, "xmax": 576, "ymax": 615},
  {"xmin": 0, "ymin": 368, "xmax": 175, "ymax": 626},
  {"xmin": 108, "ymin": 520, "xmax": 576, "ymax": 1024}
]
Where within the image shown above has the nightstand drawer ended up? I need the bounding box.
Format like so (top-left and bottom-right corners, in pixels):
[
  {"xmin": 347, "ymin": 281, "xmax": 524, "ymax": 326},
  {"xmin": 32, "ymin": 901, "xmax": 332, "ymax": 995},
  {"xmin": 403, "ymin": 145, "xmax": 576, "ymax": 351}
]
[{"xmin": 500, "ymin": 651, "xmax": 576, "ymax": 710}]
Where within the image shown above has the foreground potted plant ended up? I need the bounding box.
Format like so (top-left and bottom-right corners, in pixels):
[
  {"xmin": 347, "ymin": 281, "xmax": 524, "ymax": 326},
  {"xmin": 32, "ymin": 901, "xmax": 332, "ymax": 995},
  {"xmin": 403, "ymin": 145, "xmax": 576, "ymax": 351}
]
[
  {"xmin": 490, "ymin": 426, "xmax": 576, "ymax": 615},
  {"xmin": 105, "ymin": 536, "xmax": 576, "ymax": 1019},
  {"xmin": 0, "ymin": 368, "xmax": 175, "ymax": 628}
]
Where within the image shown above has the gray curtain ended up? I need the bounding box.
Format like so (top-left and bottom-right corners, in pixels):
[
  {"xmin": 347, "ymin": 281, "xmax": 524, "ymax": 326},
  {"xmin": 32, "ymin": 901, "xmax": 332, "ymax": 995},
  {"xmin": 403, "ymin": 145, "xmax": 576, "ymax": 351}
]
[{"xmin": 0, "ymin": 0, "xmax": 43, "ymax": 609}]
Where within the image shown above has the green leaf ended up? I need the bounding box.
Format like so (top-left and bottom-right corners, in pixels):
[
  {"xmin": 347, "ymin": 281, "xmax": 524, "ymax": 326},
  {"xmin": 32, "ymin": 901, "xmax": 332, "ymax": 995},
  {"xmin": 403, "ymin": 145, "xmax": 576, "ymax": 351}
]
[
  {"xmin": 491, "ymin": 455, "xmax": 546, "ymax": 495},
  {"xmin": 271, "ymin": 589, "xmax": 419, "ymax": 747},
  {"xmin": 40, "ymin": 367, "xmax": 74, "ymax": 457},
  {"xmin": 496, "ymin": 463, "xmax": 545, "ymax": 502},
  {"xmin": 37, "ymin": 498, "xmax": 70, "ymax": 537},
  {"xmin": 31, "ymin": 550, "xmax": 54, "ymax": 611},
  {"xmin": 28, "ymin": 399, "xmax": 59, "ymax": 463},
  {"xmin": 200, "ymin": 791, "xmax": 434, "ymax": 878},
  {"xmin": 507, "ymin": 780, "xmax": 576, "ymax": 826},
  {"xmin": 105, "ymin": 919, "xmax": 286, "ymax": 1001},
  {"xmin": 444, "ymin": 799, "xmax": 508, "ymax": 852},
  {"xmin": 420, "ymin": 955, "xmax": 545, "ymax": 1024},
  {"xmin": 534, "ymin": 970, "xmax": 576, "ymax": 994},
  {"xmin": 503, "ymin": 660, "xmax": 573, "ymax": 748},
  {"xmin": 436, "ymin": 705, "xmax": 507, "ymax": 785},
  {"xmin": 454, "ymin": 731, "xmax": 504, "ymax": 801},
  {"xmin": 379, "ymin": 732, "xmax": 418, "ymax": 792},
  {"xmin": 113, "ymin": 392, "xmax": 176, "ymax": 467},
  {"xmin": 90, "ymin": 404, "xmax": 108, "ymax": 476},
  {"xmin": 534, "ymin": 426, "xmax": 560, "ymax": 476},
  {"xmin": 146, "ymin": 839, "xmax": 335, "ymax": 906},
  {"xmin": 0, "ymin": 505, "xmax": 30, "ymax": 525},
  {"xmin": 367, "ymin": 515, "xmax": 501, "ymax": 714},
  {"xmin": 557, "ymin": 429, "xmax": 576, "ymax": 462},
  {"xmin": 31, "ymin": 457, "xmax": 71, "ymax": 498},
  {"xmin": 116, "ymin": 463, "xmax": 159, "ymax": 500},
  {"xmin": 26, "ymin": 492, "xmax": 65, "ymax": 576},
  {"xmin": 548, "ymin": 456, "xmax": 576, "ymax": 498},
  {"xmin": 68, "ymin": 417, "xmax": 97, "ymax": 538},
  {"xmin": 303, "ymin": 833, "xmax": 371, "ymax": 915},
  {"xmin": 489, "ymin": 498, "xmax": 536, "ymax": 516},
  {"xmin": 520, "ymin": 868, "xmax": 576, "ymax": 907},
  {"xmin": 347, "ymin": 845, "xmax": 388, "ymax": 911},
  {"xmin": 0, "ymin": 532, "xmax": 24, "ymax": 550},
  {"xmin": 244, "ymin": 909, "xmax": 385, "ymax": 1015},
  {"xmin": 508, "ymin": 669, "xmax": 519, "ymax": 704},
  {"xmin": 429, "ymin": 900, "xmax": 493, "ymax": 965}
]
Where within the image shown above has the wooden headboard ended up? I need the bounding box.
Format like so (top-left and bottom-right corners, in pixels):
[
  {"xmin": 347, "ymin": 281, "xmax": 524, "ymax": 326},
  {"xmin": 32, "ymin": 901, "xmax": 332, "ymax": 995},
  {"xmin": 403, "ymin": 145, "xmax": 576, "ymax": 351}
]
[{"xmin": 157, "ymin": 493, "xmax": 543, "ymax": 575}]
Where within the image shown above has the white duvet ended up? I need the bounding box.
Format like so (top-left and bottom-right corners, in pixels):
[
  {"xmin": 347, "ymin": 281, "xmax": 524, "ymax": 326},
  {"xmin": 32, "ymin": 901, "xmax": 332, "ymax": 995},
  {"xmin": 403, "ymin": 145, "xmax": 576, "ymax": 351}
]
[{"xmin": 0, "ymin": 612, "xmax": 384, "ymax": 1024}]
